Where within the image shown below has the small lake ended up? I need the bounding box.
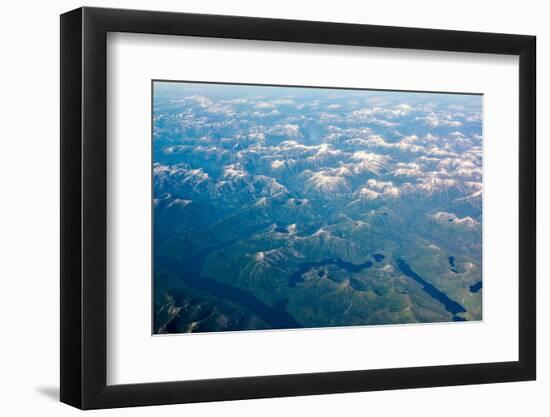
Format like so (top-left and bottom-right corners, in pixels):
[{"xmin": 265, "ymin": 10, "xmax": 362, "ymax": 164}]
[
  {"xmin": 448, "ymin": 256, "xmax": 458, "ymax": 273},
  {"xmin": 448, "ymin": 256, "xmax": 456, "ymax": 267},
  {"xmin": 373, "ymin": 254, "xmax": 385, "ymax": 262},
  {"xmin": 469, "ymin": 281, "xmax": 482, "ymax": 293}
]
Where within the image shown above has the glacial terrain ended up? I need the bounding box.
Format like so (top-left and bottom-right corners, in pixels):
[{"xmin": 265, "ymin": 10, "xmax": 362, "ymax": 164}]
[{"xmin": 152, "ymin": 82, "xmax": 483, "ymax": 334}]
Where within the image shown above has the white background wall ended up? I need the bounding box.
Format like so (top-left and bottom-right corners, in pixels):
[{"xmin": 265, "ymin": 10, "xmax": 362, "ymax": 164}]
[{"xmin": 0, "ymin": 0, "xmax": 546, "ymax": 415}]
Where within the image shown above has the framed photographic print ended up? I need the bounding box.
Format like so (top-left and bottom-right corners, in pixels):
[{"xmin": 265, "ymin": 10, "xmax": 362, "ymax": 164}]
[{"xmin": 60, "ymin": 6, "xmax": 536, "ymax": 409}]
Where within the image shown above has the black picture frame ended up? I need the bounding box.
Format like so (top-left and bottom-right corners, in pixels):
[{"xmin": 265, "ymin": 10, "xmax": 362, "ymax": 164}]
[{"xmin": 60, "ymin": 6, "xmax": 536, "ymax": 410}]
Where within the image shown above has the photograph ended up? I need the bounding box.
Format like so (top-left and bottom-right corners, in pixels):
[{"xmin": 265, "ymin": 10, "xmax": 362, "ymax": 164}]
[
  {"xmin": 0, "ymin": 0, "xmax": 543, "ymax": 413},
  {"xmin": 51, "ymin": 4, "xmax": 538, "ymax": 411},
  {"xmin": 152, "ymin": 81, "xmax": 483, "ymax": 334}
]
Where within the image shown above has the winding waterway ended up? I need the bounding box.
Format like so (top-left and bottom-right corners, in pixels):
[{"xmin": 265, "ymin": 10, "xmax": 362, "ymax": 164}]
[
  {"xmin": 288, "ymin": 258, "xmax": 373, "ymax": 287},
  {"xmin": 156, "ymin": 223, "xmax": 302, "ymax": 329},
  {"xmin": 157, "ymin": 225, "xmax": 468, "ymax": 328}
]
